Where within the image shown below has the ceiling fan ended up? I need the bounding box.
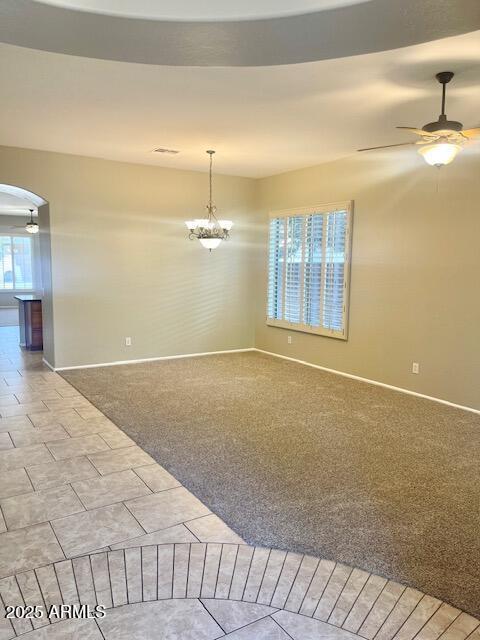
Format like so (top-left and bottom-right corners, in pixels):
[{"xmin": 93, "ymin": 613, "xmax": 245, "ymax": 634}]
[
  {"xmin": 358, "ymin": 72, "xmax": 480, "ymax": 166},
  {"xmin": 10, "ymin": 209, "xmax": 39, "ymax": 234}
]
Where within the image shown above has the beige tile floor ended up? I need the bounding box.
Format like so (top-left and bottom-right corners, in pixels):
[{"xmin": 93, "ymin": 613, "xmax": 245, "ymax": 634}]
[{"xmin": 0, "ymin": 326, "xmax": 478, "ymax": 639}]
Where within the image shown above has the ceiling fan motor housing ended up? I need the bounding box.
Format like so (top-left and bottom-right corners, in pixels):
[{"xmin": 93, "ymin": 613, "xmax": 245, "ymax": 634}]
[
  {"xmin": 423, "ymin": 115, "xmax": 463, "ymax": 134},
  {"xmin": 423, "ymin": 71, "xmax": 463, "ymax": 134}
]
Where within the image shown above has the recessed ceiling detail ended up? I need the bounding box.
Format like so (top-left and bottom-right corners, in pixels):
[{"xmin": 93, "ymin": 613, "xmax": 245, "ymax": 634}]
[
  {"xmin": 1, "ymin": 0, "xmax": 479, "ymax": 66},
  {"xmin": 36, "ymin": 0, "xmax": 368, "ymax": 21},
  {"xmin": 1, "ymin": 30, "xmax": 479, "ymax": 177}
]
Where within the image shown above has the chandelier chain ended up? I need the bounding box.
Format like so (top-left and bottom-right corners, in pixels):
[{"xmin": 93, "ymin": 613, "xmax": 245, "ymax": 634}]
[{"xmin": 209, "ymin": 151, "xmax": 213, "ymax": 209}]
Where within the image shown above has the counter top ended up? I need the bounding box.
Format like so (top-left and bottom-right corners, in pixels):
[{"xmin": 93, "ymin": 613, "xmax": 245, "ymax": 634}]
[{"xmin": 14, "ymin": 295, "xmax": 42, "ymax": 302}]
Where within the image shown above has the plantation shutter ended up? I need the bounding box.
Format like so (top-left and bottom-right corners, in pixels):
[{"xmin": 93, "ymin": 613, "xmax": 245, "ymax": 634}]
[
  {"xmin": 322, "ymin": 211, "xmax": 348, "ymax": 332},
  {"xmin": 267, "ymin": 218, "xmax": 285, "ymax": 320},
  {"xmin": 284, "ymin": 216, "xmax": 303, "ymax": 324},
  {"xmin": 267, "ymin": 202, "xmax": 352, "ymax": 339}
]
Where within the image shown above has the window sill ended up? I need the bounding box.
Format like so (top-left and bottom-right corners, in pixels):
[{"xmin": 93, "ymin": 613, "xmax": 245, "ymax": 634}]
[{"xmin": 266, "ymin": 319, "xmax": 348, "ymax": 340}]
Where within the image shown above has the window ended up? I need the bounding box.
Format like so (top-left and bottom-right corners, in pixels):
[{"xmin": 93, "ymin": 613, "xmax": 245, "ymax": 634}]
[
  {"xmin": 267, "ymin": 202, "xmax": 352, "ymax": 339},
  {"xmin": 0, "ymin": 235, "xmax": 34, "ymax": 290}
]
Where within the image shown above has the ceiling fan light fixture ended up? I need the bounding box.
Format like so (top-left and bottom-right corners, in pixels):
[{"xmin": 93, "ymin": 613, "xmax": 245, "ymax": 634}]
[
  {"xmin": 358, "ymin": 71, "xmax": 479, "ymax": 163},
  {"xmin": 418, "ymin": 141, "xmax": 462, "ymax": 167},
  {"xmin": 25, "ymin": 221, "xmax": 39, "ymax": 234},
  {"xmin": 25, "ymin": 209, "xmax": 39, "ymax": 234}
]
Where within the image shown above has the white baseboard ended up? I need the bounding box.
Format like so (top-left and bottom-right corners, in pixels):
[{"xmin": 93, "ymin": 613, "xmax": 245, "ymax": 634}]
[
  {"xmin": 54, "ymin": 348, "xmax": 256, "ymax": 372},
  {"xmin": 46, "ymin": 345, "xmax": 479, "ymax": 415},
  {"xmin": 42, "ymin": 358, "xmax": 55, "ymax": 371},
  {"xmin": 254, "ymin": 348, "xmax": 480, "ymax": 415}
]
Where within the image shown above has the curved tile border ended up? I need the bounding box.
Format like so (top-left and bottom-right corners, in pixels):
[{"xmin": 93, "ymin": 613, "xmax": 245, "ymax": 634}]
[{"xmin": 0, "ymin": 544, "xmax": 478, "ymax": 638}]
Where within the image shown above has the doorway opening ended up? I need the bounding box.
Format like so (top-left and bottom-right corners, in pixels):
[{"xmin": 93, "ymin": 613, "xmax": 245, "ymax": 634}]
[{"xmin": 0, "ymin": 184, "xmax": 53, "ymax": 365}]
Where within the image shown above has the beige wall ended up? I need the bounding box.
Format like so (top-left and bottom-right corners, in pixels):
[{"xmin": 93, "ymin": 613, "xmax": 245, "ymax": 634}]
[
  {"xmin": 255, "ymin": 152, "xmax": 480, "ymax": 410},
  {"xmin": 0, "ymin": 144, "xmax": 478, "ymax": 410},
  {"xmin": 0, "ymin": 146, "xmax": 257, "ymax": 368}
]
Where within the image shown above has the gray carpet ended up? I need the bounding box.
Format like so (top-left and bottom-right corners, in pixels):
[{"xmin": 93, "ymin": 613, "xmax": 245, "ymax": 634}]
[{"xmin": 62, "ymin": 351, "xmax": 480, "ymax": 616}]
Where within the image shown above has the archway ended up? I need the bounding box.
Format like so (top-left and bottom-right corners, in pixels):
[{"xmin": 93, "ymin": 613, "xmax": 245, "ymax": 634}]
[{"xmin": 0, "ymin": 184, "xmax": 54, "ymax": 367}]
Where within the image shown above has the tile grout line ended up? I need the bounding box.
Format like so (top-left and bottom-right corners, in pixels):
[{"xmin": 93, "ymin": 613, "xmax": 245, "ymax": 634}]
[
  {"xmin": 268, "ymin": 550, "xmax": 288, "ymax": 608},
  {"xmin": 239, "ymin": 546, "xmax": 255, "ymax": 602},
  {"xmin": 396, "ymin": 595, "xmax": 440, "ymax": 639},
  {"xmin": 296, "ymin": 556, "xmax": 320, "ymax": 615},
  {"xmin": 88, "ymin": 554, "xmax": 98, "ymax": 608},
  {"xmin": 197, "ymin": 597, "xmax": 227, "ymax": 636},
  {"xmin": 185, "ymin": 543, "xmax": 192, "ymax": 600},
  {"xmin": 210, "ymin": 544, "xmax": 222, "ymax": 600},
  {"xmin": 12, "ymin": 574, "xmax": 34, "ymax": 635},
  {"xmin": 325, "ymin": 565, "xmax": 355, "ymax": 624},
  {"xmin": 170, "ymin": 543, "xmax": 175, "ymax": 600},
  {"xmin": 281, "ymin": 553, "xmax": 305, "ymax": 611},
  {"xmin": 0, "ymin": 590, "xmax": 16, "ymax": 637},
  {"xmin": 123, "ymin": 549, "xmax": 130, "ymax": 605},
  {"xmin": 374, "ymin": 594, "xmax": 425, "ymax": 640},
  {"xmin": 421, "ymin": 611, "xmax": 462, "ymax": 640},
  {"xmin": 121, "ymin": 500, "xmax": 149, "ymax": 535},
  {"xmin": 254, "ymin": 547, "xmax": 273, "ymax": 604},
  {"xmin": 225, "ymin": 544, "xmax": 239, "ymax": 600},
  {"xmin": 329, "ymin": 569, "xmax": 371, "ymax": 626},
  {"xmin": 94, "ymin": 618, "xmax": 106, "ymax": 639},
  {"xmin": 409, "ymin": 602, "xmax": 455, "ymax": 640},
  {"xmin": 312, "ymin": 561, "xmax": 338, "ymax": 618},
  {"xmin": 271, "ymin": 613, "xmax": 296, "ymax": 639},
  {"xmin": 465, "ymin": 623, "xmax": 480, "ymax": 640},
  {"xmin": 354, "ymin": 579, "xmax": 401, "ymax": 636}
]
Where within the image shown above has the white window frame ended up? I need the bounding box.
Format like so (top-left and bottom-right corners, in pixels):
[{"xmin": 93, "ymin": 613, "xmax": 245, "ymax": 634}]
[
  {"xmin": 266, "ymin": 200, "xmax": 353, "ymax": 340},
  {"xmin": 0, "ymin": 233, "xmax": 36, "ymax": 292}
]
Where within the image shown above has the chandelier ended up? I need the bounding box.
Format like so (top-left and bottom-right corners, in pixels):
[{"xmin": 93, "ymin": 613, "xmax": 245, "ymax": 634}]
[{"xmin": 185, "ymin": 150, "xmax": 233, "ymax": 251}]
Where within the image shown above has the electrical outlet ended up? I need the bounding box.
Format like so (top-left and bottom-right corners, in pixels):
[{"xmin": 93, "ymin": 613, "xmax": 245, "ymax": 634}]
[
  {"xmin": 412, "ymin": 362, "xmax": 419, "ymax": 374},
  {"xmin": 287, "ymin": 335, "xmax": 292, "ymax": 344},
  {"xmin": 125, "ymin": 337, "xmax": 132, "ymax": 347}
]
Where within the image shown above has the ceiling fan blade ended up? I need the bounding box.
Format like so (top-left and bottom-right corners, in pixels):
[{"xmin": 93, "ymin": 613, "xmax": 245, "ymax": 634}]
[
  {"xmin": 461, "ymin": 127, "xmax": 480, "ymax": 139},
  {"xmin": 396, "ymin": 127, "xmax": 426, "ymax": 136},
  {"xmin": 357, "ymin": 142, "xmax": 416, "ymax": 152}
]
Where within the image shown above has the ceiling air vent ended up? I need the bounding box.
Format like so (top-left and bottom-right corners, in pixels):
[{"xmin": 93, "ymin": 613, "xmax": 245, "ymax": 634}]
[{"xmin": 152, "ymin": 147, "xmax": 180, "ymax": 154}]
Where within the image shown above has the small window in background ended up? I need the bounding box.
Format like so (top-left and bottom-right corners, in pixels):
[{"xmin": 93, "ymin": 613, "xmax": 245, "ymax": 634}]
[
  {"xmin": 0, "ymin": 235, "xmax": 34, "ymax": 291},
  {"xmin": 267, "ymin": 202, "xmax": 353, "ymax": 339}
]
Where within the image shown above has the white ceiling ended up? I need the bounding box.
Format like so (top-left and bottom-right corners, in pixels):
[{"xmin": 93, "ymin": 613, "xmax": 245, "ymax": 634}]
[
  {"xmin": 0, "ymin": 30, "xmax": 479, "ymax": 177},
  {"xmin": 37, "ymin": 0, "xmax": 366, "ymax": 21},
  {"xmin": 0, "ymin": 193, "xmax": 37, "ymax": 216}
]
